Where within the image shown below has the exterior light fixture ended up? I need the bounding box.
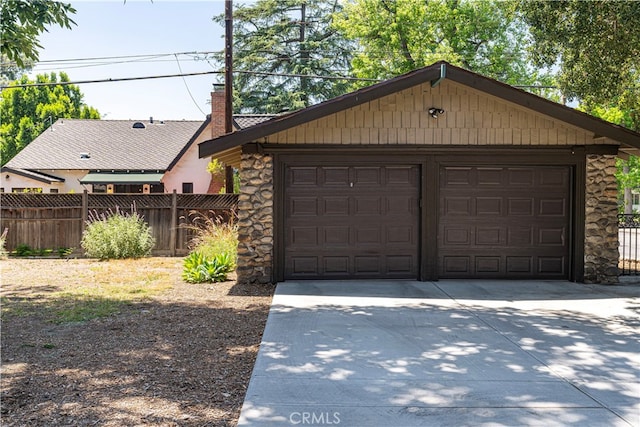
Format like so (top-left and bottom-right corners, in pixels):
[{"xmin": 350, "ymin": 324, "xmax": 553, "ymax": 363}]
[{"xmin": 428, "ymin": 108, "xmax": 445, "ymax": 119}]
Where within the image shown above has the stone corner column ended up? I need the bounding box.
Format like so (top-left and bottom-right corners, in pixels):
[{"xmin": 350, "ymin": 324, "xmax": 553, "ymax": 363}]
[
  {"xmin": 236, "ymin": 153, "xmax": 274, "ymax": 285},
  {"xmin": 584, "ymin": 154, "xmax": 619, "ymax": 284}
]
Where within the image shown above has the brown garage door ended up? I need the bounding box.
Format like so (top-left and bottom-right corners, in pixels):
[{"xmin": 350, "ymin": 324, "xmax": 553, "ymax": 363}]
[
  {"xmin": 284, "ymin": 164, "xmax": 420, "ymax": 279},
  {"xmin": 439, "ymin": 165, "xmax": 571, "ymax": 279}
]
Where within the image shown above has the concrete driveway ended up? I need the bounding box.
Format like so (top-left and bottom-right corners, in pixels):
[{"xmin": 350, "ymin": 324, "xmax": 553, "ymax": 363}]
[{"xmin": 239, "ymin": 281, "xmax": 640, "ymax": 426}]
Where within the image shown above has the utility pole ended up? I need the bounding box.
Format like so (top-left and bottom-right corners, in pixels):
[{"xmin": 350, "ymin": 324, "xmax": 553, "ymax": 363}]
[
  {"xmin": 224, "ymin": 0, "xmax": 234, "ymax": 194},
  {"xmin": 299, "ymin": 2, "xmax": 309, "ymax": 107}
]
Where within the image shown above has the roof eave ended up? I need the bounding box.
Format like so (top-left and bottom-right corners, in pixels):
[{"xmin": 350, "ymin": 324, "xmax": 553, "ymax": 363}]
[
  {"xmin": 198, "ymin": 61, "xmax": 640, "ymax": 158},
  {"xmin": 166, "ymin": 115, "xmax": 211, "ymax": 171},
  {"xmin": 1, "ymin": 167, "xmax": 65, "ymax": 184},
  {"xmin": 444, "ymin": 66, "xmax": 640, "ymax": 149},
  {"xmin": 198, "ymin": 63, "xmax": 444, "ymax": 158}
]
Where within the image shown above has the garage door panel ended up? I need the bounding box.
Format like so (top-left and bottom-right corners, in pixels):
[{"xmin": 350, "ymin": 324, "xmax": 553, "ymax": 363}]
[
  {"xmin": 508, "ymin": 227, "xmax": 533, "ymax": 245},
  {"xmin": 439, "ymin": 165, "xmax": 570, "ymax": 279},
  {"xmin": 539, "ymin": 228, "xmax": 565, "ymax": 245},
  {"xmin": 355, "ymin": 227, "xmax": 381, "ymax": 244},
  {"xmin": 477, "ymin": 168, "xmax": 503, "ymax": 185},
  {"xmin": 353, "ymin": 167, "xmax": 382, "ymax": 186},
  {"xmin": 538, "ymin": 168, "xmax": 569, "ymax": 186},
  {"xmin": 323, "ymin": 167, "xmax": 349, "ymax": 186},
  {"xmin": 476, "ymin": 257, "xmax": 501, "ymax": 273},
  {"xmin": 291, "ymin": 227, "xmax": 318, "ymax": 246},
  {"xmin": 387, "ymin": 255, "xmax": 415, "ymax": 273},
  {"xmin": 476, "ymin": 228, "xmax": 503, "ymax": 245},
  {"xmin": 324, "ymin": 226, "xmax": 350, "ymax": 245},
  {"xmin": 507, "ymin": 198, "xmax": 534, "ymax": 215},
  {"xmin": 444, "ymin": 227, "xmax": 471, "ymax": 245},
  {"xmin": 324, "ymin": 197, "xmax": 349, "ymax": 215},
  {"xmin": 290, "ymin": 197, "xmax": 318, "ymax": 216},
  {"xmin": 354, "ymin": 197, "xmax": 382, "ymax": 215},
  {"xmin": 355, "ymin": 256, "xmax": 381, "ymax": 274},
  {"xmin": 387, "ymin": 226, "xmax": 414, "ymax": 244},
  {"xmin": 444, "ymin": 197, "xmax": 472, "ymax": 215},
  {"xmin": 443, "ymin": 167, "xmax": 472, "ymax": 185},
  {"xmin": 285, "ymin": 164, "xmax": 419, "ymax": 280},
  {"xmin": 289, "ymin": 167, "xmax": 318, "ymax": 186},
  {"xmin": 476, "ymin": 197, "xmax": 502, "ymax": 215},
  {"xmin": 324, "ymin": 257, "xmax": 349, "ymax": 274},
  {"xmin": 539, "ymin": 257, "xmax": 565, "ymax": 274},
  {"xmin": 539, "ymin": 198, "xmax": 566, "ymax": 216},
  {"xmin": 507, "ymin": 168, "xmax": 535, "ymax": 186},
  {"xmin": 387, "ymin": 166, "xmax": 417, "ymax": 185},
  {"xmin": 443, "ymin": 256, "xmax": 470, "ymax": 274},
  {"xmin": 292, "ymin": 257, "xmax": 319, "ymax": 275},
  {"xmin": 506, "ymin": 257, "xmax": 533, "ymax": 273}
]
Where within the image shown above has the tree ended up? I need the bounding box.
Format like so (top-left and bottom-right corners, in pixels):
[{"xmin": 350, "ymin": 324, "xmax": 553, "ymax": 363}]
[
  {"xmin": 1, "ymin": 0, "xmax": 76, "ymax": 68},
  {"xmin": 517, "ymin": 0, "xmax": 640, "ymax": 130},
  {"xmin": 0, "ymin": 53, "xmax": 33, "ymax": 85},
  {"xmin": 333, "ymin": 0, "xmax": 549, "ymax": 87},
  {"xmin": 215, "ymin": 0, "xmax": 355, "ymax": 113},
  {"xmin": 1, "ymin": 72, "xmax": 100, "ymax": 165}
]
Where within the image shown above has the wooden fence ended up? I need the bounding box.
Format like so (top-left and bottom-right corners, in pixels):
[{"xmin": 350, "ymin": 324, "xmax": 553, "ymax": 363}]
[{"xmin": 0, "ymin": 192, "xmax": 238, "ymax": 256}]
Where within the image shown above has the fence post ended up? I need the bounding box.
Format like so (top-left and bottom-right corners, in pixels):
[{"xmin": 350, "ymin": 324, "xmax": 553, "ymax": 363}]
[
  {"xmin": 170, "ymin": 190, "xmax": 177, "ymax": 256},
  {"xmin": 81, "ymin": 190, "xmax": 88, "ymax": 234}
]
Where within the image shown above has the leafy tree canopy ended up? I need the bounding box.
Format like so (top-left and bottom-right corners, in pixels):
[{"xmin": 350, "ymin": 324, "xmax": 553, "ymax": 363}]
[
  {"xmin": 517, "ymin": 0, "xmax": 640, "ymax": 101},
  {"xmin": 0, "ymin": 0, "xmax": 76, "ymax": 68},
  {"xmin": 215, "ymin": 0, "xmax": 355, "ymax": 114},
  {"xmin": 1, "ymin": 72, "xmax": 100, "ymax": 165},
  {"xmin": 517, "ymin": 0, "xmax": 640, "ymax": 130},
  {"xmin": 333, "ymin": 0, "xmax": 549, "ymax": 88}
]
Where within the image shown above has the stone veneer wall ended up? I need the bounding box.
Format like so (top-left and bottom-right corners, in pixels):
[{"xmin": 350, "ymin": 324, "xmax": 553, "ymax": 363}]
[
  {"xmin": 236, "ymin": 153, "xmax": 274, "ymax": 284},
  {"xmin": 584, "ymin": 154, "xmax": 619, "ymax": 284}
]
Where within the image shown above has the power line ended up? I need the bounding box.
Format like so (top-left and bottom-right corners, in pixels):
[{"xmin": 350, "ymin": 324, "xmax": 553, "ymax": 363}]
[
  {"xmin": 0, "ymin": 69, "xmax": 379, "ymax": 89},
  {"xmin": 174, "ymin": 54, "xmax": 208, "ymax": 116},
  {"xmin": 2, "ymin": 51, "xmax": 221, "ymax": 66},
  {"xmin": 0, "ymin": 71, "xmax": 221, "ymax": 89},
  {"xmin": 0, "ymin": 69, "xmax": 559, "ymax": 90}
]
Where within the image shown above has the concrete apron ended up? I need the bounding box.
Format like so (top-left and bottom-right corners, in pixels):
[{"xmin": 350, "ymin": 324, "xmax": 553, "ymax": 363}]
[{"xmin": 239, "ymin": 280, "xmax": 640, "ymax": 427}]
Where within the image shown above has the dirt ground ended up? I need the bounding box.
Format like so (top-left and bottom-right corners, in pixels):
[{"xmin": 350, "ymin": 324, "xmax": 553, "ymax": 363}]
[{"xmin": 1, "ymin": 258, "xmax": 275, "ymax": 427}]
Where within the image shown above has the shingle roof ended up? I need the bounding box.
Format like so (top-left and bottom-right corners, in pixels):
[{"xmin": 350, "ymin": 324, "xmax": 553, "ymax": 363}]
[
  {"xmin": 6, "ymin": 119, "xmax": 206, "ymax": 170},
  {"xmin": 234, "ymin": 115, "xmax": 276, "ymax": 129}
]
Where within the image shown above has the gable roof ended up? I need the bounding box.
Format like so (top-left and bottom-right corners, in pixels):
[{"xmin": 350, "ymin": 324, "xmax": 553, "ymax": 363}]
[
  {"xmin": 199, "ymin": 61, "xmax": 640, "ymax": 158},
  {"xmin": 6, "ymin": 118, "xmax": 208, "ymax": 171}
]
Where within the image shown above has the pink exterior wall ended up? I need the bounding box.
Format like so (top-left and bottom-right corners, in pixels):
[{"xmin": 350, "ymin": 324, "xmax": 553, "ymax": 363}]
[{"xmin": 161, "ymin": 121, "xmax": 213, "ymax": 194}]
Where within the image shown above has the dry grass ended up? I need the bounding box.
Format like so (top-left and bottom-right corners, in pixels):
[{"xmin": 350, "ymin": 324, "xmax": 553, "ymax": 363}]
[{"xmin": 1, "ymin": 257, "xmax": 274, "ymax": 426}]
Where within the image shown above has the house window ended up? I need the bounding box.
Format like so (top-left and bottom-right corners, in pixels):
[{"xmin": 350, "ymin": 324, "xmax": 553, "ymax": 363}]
[
  {"xmin": 182, "ymin": 183, "xmax": 194, "ymax": 193},
  {"xmin": 93, "ymin": 184, "xmax": 107, "ymax": 193},
  {"xmin": 50, "ymin": 189, "xmax": 59, "ymax": 193},
  {"xmin": 12, "ymin": 188, "xmax": 42, "ymax": 193}
]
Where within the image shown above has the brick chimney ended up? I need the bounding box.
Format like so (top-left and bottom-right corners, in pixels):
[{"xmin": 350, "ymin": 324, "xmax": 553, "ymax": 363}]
[
  {"xmin": 211, "ymin": 84, "xmax": 226, "ymax": 139},
  {"xmin": 208, "ymin": 84, "xmax": 227, "ymax": 194}
]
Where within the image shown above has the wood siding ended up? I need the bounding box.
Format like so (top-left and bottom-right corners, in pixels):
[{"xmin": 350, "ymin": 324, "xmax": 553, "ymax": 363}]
[{"xmin": 264, "ymin": 81, "xmax": 598, "ymax": 147}]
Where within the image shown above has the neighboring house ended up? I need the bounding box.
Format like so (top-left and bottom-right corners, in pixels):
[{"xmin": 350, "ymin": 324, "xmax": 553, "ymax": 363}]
[
  {"xmin": 1, "ymin": 88, "xmax": 272, "ymax": 194},
  {"xmin": 2, "ymin": 118, "xmax": 211, "ymax": 194},
  {"xmin": 199, "ymin": 61, "xmax": 640, "ymax": 285}
]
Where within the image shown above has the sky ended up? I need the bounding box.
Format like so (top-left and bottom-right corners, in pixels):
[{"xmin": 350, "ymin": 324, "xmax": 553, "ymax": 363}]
[{"xmin": 31, "ymin": 1, "xmax": 231, "ymax": 121}]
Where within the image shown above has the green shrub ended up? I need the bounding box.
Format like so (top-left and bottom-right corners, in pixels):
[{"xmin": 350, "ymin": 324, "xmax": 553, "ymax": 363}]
[
  {"xmin": 81, "ymin": 208, "xmax": 155, "ymax": 259},
  {"xmin": 183, "ymin": 211, "xmax": 238, "ymax": 266},
  {"xmin": 182, "ymin": 252, "xmax": 234, "ymax": 283},
  {"xmin": 15, "ymin": 243, "xmax": 33, "ymax": 257}
]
